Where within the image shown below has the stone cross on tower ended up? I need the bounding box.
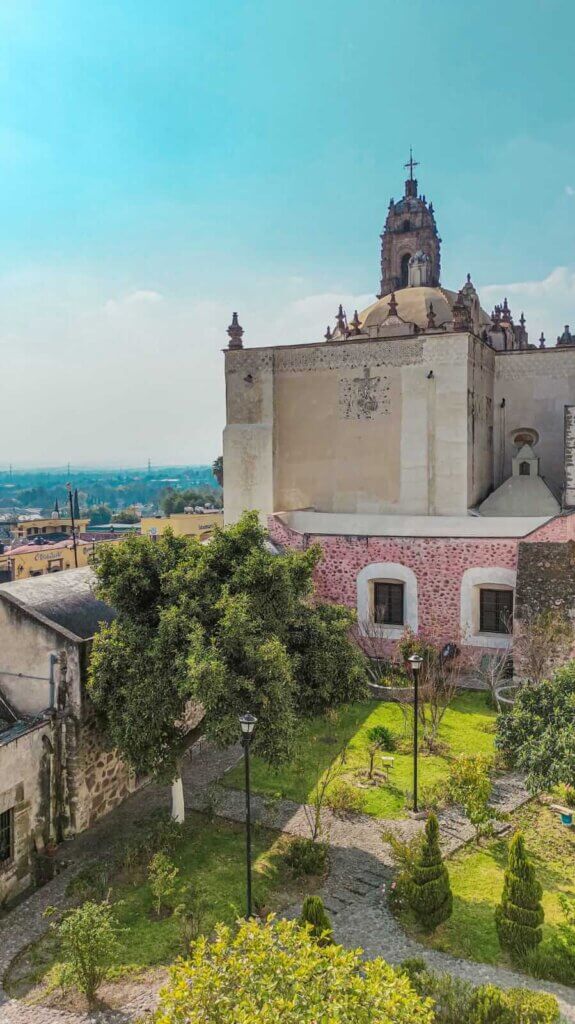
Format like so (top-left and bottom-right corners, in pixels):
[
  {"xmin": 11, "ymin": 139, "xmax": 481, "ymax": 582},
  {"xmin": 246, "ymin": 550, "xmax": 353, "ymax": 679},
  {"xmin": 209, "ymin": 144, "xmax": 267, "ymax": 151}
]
[{"xmin": 378, "ymin": 156, "xmax": 441, "ymax": 297}]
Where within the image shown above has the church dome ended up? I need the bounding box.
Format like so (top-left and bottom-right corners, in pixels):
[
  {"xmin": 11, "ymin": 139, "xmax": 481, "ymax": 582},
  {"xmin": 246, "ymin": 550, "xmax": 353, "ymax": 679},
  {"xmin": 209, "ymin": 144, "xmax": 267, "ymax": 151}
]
[{"xmin": 359, "ymin": 286, "xmax": 491, "ymax": 333}]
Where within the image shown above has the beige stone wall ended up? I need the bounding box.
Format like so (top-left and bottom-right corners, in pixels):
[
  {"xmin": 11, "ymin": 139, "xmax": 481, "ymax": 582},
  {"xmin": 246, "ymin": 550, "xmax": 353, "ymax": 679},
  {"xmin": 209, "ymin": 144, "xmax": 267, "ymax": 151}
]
[
  {"xmin": 0, "ymin": 601, "xmax": 80, "ymax": 716},
  {"xmin": 495, "ymin": 348, "xmax": 575, "ymax": 497},
  {"xmin": 224, "ymin": 332, "xmax": 488, "ymax": 522},
  {"xmin": 467, "ymin": 336, "xmax": 495, "ymax": 506},
  {"xmin": 0, "ymin": 722, "xmax": 52, "ymax": 903},
  {"xmin": 72, "ymin": 713, "xmax": 138, "ymax": 833}
]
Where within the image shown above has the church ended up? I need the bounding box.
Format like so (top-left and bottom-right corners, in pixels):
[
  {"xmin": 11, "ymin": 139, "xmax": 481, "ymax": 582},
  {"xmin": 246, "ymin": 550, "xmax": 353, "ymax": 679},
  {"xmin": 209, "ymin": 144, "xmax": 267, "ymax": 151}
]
[{"xmin": 222, "ymin": 157, "xmax": 575, "ymax": 654}]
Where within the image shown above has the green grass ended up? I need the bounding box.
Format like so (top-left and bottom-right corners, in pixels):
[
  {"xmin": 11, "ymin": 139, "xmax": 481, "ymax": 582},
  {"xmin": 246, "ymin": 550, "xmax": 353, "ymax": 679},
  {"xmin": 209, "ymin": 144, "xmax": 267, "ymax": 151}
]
[
  {"xmin": 224, "ymin": 692, "xmax": 496, "ymax": 819},
  {"xmin": 401, "ymin": 802, "xmax": 575, "ymax": 969},
  {"xmin": 5, "ymin": 813, "xmax": 307, "ymax": 998}
]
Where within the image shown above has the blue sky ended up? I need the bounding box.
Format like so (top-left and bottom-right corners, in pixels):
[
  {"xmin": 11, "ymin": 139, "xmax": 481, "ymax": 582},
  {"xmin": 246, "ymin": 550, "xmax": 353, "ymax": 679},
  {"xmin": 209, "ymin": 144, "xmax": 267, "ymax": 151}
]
[{"xmin": 2, "ymin": 0, "xmax": 575, "ymax": 466}]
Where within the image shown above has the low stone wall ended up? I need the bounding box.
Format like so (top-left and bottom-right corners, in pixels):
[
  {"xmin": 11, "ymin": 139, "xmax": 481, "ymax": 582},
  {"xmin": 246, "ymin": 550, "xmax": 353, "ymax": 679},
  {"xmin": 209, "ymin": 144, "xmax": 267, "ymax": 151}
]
[{"xmin": 367, "ymin": 682, "xmax": 414, "ymax": 702}]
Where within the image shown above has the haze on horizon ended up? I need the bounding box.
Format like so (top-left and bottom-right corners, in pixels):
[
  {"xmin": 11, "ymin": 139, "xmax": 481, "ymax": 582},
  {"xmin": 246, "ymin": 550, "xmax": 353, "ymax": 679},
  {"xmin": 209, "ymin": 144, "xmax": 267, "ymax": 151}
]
[{"xmin": 2, "ymin": 0, "xmax": 575, "ymax": 467}]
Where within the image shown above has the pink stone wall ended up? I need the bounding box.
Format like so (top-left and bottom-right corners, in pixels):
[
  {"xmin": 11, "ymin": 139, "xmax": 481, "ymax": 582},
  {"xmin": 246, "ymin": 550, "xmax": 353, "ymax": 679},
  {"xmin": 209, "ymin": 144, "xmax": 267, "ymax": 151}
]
[
  {"xmin": 523, "ymin": 513, "xmax": 575, "ymax": 543},
  {"xmin": 268, "ymin": 515, "xmax": 518, "ymax": 645}
]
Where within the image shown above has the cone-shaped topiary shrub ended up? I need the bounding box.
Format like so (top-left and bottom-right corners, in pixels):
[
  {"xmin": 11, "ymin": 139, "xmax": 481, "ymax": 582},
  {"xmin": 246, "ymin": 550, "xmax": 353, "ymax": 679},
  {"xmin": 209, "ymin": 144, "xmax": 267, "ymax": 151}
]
[
  {"xmin": 495, "ymin": 831, "xmax": 544, "ymax": 958},
  {"xmin": 408, "ymin": 813, "xmax": 453, "ymax": 930},
  {"xmin": 299, "ymin": 895, "xmax": 333, "ymax": 945}
]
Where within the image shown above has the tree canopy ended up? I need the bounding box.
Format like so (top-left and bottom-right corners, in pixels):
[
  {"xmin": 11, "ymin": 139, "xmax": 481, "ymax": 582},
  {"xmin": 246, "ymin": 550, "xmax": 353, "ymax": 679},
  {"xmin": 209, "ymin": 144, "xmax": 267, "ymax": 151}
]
[
  {"xmin": 88, "ymin": 512, "xmax": 366, "ymax": 781},
  {"xmin": 151, "ymin": 917, "xmax": 433, "ymax": 1024},
  {"xmin": 496, "ymin": 662, "xmax": 575, "ymax": 793}
]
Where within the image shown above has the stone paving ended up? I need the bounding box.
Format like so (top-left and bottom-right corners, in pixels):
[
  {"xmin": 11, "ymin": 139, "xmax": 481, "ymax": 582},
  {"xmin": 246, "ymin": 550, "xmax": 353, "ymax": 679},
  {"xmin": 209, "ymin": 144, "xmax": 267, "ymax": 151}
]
[{"xmin": 1, "ymin": 740, "xmax": 574, "ymax": 1022}]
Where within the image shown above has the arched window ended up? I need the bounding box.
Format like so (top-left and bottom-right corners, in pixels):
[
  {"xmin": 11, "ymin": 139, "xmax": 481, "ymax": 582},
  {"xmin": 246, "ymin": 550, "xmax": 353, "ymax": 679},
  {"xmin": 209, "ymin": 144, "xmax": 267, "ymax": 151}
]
[
  {"xmin": 400, "ymin": 253, "xmax": 411, "ymax": 288},
  {"xmin": 403, "ymin": 219, "xmax": 411, "ymax": 232},
  {"xmin": 519, "ymin": 461, "xmax": 530, "ymax": 476}
]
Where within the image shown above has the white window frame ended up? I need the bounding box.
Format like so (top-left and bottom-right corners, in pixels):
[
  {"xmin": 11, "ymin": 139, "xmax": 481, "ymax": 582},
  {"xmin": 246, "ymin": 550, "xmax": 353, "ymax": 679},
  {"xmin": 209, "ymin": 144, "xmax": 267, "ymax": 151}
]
[
  {"xmin": 357, "ymin": 562, "xmax": 418, "ymax": 640},
  {"xmin": 460, "ymin": 566, "xmax": 516, "ymax": 649}
]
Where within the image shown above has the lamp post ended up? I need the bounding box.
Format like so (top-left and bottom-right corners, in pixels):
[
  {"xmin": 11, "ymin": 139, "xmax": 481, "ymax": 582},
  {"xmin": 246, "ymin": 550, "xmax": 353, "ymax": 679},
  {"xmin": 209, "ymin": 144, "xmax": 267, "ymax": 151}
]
[
  {"xmin": 239, "ymin": 712, "xmax": 257, "ymax": 918},
  {"xmin": 408, "ymin": 654, "xmax": 423, "ymax": 813}
]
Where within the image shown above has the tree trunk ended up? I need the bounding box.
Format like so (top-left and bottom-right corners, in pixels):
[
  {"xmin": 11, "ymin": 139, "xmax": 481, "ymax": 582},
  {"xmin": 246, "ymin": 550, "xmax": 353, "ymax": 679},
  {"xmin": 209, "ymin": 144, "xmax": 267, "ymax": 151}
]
[{"xmin": 171, "ymin": 772, "xmax": 185, "ymax": 823}]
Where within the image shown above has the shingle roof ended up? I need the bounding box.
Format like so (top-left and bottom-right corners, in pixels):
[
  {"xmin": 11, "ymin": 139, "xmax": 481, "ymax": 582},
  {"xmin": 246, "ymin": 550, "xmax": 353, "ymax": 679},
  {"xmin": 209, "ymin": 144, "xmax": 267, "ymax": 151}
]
[{"xmin": 0, "ymin": 567, "xmax": 116, "ymax": 641}]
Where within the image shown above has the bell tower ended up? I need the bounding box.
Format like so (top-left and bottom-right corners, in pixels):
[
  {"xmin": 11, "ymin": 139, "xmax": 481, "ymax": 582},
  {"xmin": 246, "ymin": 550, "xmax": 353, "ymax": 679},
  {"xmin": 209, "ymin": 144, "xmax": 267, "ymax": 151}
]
[{"xmin": 378, "ymin": 152, "xmax": 441, "ymax": 297}]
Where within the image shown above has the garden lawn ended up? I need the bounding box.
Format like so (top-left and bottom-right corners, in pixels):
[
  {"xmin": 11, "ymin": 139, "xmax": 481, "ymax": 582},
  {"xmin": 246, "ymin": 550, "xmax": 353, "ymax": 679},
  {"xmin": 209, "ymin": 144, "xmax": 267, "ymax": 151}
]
[
  {"xmin": 223, "ymin": 691, "xmax": 496, "ymax": 819},
  {"xmin": 402, "ymin": 802, "xmax": 575, "ymax": 970},
  {"xmin": 6, "ymin": 813, "xmax": 306, "ymax": 998}
]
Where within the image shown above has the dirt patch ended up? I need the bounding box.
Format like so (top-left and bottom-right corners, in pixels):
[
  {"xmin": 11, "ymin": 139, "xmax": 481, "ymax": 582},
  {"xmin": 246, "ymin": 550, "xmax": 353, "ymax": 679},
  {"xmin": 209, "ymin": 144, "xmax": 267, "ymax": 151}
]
[{"xmin": 21, "ymin": 965, "xmax": 166, "ymax": 1014}]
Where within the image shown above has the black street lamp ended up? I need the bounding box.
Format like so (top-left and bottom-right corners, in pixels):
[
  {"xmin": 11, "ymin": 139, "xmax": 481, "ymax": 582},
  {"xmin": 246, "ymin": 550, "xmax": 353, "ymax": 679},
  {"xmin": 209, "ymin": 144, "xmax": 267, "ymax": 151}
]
[
  {"xmin": 239, "ymin": 712, "xmax": 257, "ymax": 918},
  {"xmin": 408, "ymin": 654, "xmax": 423, "ymax": 813}
]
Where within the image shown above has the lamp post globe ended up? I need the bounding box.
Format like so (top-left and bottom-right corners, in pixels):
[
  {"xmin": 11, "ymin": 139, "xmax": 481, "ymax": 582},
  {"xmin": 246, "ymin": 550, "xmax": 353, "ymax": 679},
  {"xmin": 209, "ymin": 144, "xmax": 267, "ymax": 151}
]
[
  {"xmin": 239, "ymin": 712, "xmax": 257, "ymax": 918},
  {"xmin": 408, "ymin": 654, "xmax": 423, "ymax": 813}
]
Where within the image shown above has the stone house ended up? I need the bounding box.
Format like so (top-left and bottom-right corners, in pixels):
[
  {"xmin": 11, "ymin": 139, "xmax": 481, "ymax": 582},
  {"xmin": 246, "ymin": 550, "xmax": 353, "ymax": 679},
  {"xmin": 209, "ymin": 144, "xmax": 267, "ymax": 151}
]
[{"xmin": 0, "ymin": 567, "xmax": 138, "ymax": 903}]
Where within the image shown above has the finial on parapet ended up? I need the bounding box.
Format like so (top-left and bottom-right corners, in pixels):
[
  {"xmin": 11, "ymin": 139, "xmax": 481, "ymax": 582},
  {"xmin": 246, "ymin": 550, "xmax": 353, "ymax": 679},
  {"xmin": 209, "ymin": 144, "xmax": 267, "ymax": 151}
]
[
  {"xmin": 426, "ymin": 302, "xmax": 437, "ymax": 329},
  {"xmin": 452, "ymin": 290, "xmax": 471, "ymax": 332},
  {"xmin": 324, "ymin": 325, "xmax": 333, "ymax": 341},
  {"xmin": 501, "ymin": 297, "xmax": 513, "ymax": 323},
  {"xmin": 388, "ymin": 292, "xmax": 398, "ymax": 317},
  {"xmin": 467, "ymin": 272, "xmax": 471, "ymax": 284},
  {"xmin": 336, "ymin": 303, "xmax": 348, "ymax": 336},
  {"xmin": 227, "ymin": 312, "xmax": 244, "ymax": 350},
  {"xmin": 349, "ymin": 309, "xmax": 361, "ymax": 336},
  {"xmin": 491, "ymin": 304, "xmax": 502, "ymax": 326},
  {"xmin": 539, "ymin": 332, "xmax": 546, "ymax": 349}
]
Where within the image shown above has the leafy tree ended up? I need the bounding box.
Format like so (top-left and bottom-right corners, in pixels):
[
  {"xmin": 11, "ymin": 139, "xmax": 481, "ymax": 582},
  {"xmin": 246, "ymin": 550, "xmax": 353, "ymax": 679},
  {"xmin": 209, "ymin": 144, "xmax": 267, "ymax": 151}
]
[
  {"xmin": 512, "ymin": 610, "xmax": 574, "ymax": 685},
  {"xmin": 212, "ymin": 455, "xmax": 223, "ymax": 487},
  {"xmin": 495, "ymin": 832, "xmax": 544, "ymax": 958},
  {"xmin": 445, "ymin": 754, "xmax": 495, "ymax": 837},
  {"xmin": 56, "ymin": 901, "xmax": 120, "ymax": 1004},
  {"xmin": 88, "ymin": 504, "xmax": 112, "ymax": 526},
  {"xmin": 111, "ymin": 508, "xmax": 140, "ymax": 523},
  {"xmin": 148, "ymin": 852, "xmax": 179, "ymax": 916},
  {"xmin": 496, "ymin": 663, "xmax": 575, "ymax": 793},
  {"xmin": 73, "ymin": 488, "xmax": 81, "ymax": 519},
  {"xmin": 408, "ymin": 813, "xmax": 452, "ymax": 930},
  {"xmin": 299, "ymin": 895, "xmax": 333, "ymax": 945},
  {"xmin": 150, "ymin": 917, "xmax": 434, "ymax": 1023},
  {"xmin": 89, "ymin": 513, "xmax": 367, "ymax": 819}
]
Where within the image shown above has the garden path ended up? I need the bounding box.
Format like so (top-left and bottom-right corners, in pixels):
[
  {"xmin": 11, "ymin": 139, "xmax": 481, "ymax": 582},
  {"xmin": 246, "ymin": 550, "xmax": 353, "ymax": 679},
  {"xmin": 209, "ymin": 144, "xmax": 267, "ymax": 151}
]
[{"xmin": 0, "ymin": 740, "xmax": 574, "ymax": 1022}]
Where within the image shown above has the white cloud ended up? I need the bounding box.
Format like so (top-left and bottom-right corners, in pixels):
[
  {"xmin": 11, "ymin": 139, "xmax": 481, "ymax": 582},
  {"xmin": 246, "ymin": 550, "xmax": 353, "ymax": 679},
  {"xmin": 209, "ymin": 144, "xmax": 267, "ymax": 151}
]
[
  {"xmin": 479, "ymin": 266, "xmax": 575, "ymax": 343},
  {"xmin": 566, "ymin": 185, "xmax": 575, "ymax": 197}
]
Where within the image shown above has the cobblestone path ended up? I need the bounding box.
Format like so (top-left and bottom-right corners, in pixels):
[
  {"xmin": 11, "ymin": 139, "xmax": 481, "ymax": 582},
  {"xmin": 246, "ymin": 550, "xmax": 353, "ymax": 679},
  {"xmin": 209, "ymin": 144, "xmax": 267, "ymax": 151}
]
[{"xmin": 1, "ymin": 741, "xmax": 574, "ymax": 1022}]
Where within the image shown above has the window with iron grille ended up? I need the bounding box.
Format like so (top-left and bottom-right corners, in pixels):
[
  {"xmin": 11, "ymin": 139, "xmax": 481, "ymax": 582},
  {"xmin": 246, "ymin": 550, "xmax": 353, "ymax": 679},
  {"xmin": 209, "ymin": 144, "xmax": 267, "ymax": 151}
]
[
  {"xmin": 0, "ymin": 808, "xmax": 13, "ymax": 863},
  {"xmin": 479, "ymin": 588, "xmax": 513, "ymax": 634},
  {"xmin": 374, "ymin": 582, "xmax": 404, "ymax": 626}
]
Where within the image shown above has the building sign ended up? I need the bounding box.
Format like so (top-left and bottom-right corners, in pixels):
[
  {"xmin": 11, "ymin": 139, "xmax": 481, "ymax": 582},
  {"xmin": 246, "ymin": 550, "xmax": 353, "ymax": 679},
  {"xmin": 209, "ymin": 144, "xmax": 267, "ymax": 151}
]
[
  {"xmin": 34, "ymin": 550, "xmax": 65, "ymax": 561},
  {"xmin": 564, "ymin": 406, "xmax": 575, "ymax": 508}
]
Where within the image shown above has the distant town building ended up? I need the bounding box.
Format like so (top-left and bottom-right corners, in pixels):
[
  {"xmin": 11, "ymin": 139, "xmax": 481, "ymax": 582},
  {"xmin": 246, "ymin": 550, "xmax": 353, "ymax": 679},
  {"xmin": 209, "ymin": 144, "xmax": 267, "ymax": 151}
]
[
  {"xmin": 140, "ymin": 509, "xmax": 224, "ymax": 542},
  {"xmin": 12, "ymin": 514, "xmax": 89, "ymax": 541}
]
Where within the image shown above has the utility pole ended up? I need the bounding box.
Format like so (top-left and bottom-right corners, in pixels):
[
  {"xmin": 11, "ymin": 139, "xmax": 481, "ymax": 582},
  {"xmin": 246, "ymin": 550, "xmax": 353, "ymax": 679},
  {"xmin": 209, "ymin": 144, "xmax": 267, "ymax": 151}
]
[{"xmin": 66, "ymin": 482, "xmax": 78, "ymax": 568}]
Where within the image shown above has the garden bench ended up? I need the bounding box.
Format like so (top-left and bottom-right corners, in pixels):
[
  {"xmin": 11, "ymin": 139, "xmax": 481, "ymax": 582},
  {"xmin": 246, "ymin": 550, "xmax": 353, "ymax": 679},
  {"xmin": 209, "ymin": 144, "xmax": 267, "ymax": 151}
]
[{"xmin": 550, "ymin": 804, "xmax": 573, "ymax": 827}]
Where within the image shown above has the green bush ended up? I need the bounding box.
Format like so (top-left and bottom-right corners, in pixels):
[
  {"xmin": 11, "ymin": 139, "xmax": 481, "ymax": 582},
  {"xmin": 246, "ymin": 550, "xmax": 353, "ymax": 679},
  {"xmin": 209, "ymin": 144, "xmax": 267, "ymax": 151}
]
[
  {"xmin": 495, "ymin": 832, "xmax": 544, "ymax": 958},
  {"xmin": 446, "ymin": 754, "xmax": 495, "ymax": 836},
  {"xmin": 66, "ymin": 862, "xmax": 111, "ymax": 902},
  {"xmin": 521, "ymin": 937, "xmax": 572, "ymax": 983},
  {"xmin": 56, "ymin": 901, "xmax": 121, "ymax": 1004},
  {"xmin": 284, "ymin": 837, "xmax": 329, "ymax": 877},
  {"xmin": 299, "ymin": 896, "xmax": 333, "ymax": 946},
  {"xmin": 408, "ymin": 813, "xmax": 453, "ymax": 930},
  {"xmin": 367, "ymin": 724, "xmax": 397, "ymax": 752},
  {"xmin": 400, "ymin": 965, "xmax": 473, "ymax": 1024},
  {"xmin": 505, "ymin": 989, "xmax": 560, "ymax": 1024},
  {"xmin": 398, "ymin": 964, "xmax": 560, "ymax": 1024},
  {"xmin": 148, "ymin": 852, "xmax": 180, "ymax": 917},
  {"xmin": 325, "ymin": 780, "xmax": 365, "ymax": 817},
  {"xmin": 469, "ymin": 984, "xmax": 514, "ymax": 1023}
]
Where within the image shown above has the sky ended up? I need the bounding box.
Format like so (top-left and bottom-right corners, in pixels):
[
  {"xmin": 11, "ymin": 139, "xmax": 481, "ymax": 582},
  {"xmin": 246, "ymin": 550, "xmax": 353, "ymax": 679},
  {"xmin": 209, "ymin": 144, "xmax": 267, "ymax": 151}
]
[{"xmin": 1, "ymin": 0, "xmax": 575, "ymax": 467}]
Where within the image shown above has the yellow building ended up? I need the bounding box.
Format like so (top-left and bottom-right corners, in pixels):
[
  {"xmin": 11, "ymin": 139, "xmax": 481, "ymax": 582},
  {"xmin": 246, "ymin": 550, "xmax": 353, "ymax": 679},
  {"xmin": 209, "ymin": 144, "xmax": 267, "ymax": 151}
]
[
  {"xmin": 140, "ymin": 510, "xmax": 223, "ymax": 542},
  {"xmin": 13, "ymin": 515, "xmax": 90, "ymax": 540},
  {"xmin": 1, "ymin": 539, "xmax": 95, "ymax": 580}
]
